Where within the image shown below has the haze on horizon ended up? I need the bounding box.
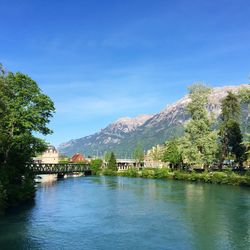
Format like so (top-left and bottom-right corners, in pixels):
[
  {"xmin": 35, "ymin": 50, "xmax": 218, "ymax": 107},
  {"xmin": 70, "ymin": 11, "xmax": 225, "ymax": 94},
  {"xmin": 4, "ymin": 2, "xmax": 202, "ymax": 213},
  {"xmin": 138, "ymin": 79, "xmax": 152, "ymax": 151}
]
[{"xmin": 1, "ymin": 0, "xmax": 250, "ymax": 146}]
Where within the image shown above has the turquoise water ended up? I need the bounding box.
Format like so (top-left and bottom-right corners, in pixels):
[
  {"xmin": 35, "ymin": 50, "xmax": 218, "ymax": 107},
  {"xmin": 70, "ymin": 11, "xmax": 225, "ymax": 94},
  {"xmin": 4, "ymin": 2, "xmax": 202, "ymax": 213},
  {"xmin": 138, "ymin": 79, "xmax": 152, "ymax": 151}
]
[{"xmin": 0, "ymin": 176, "xmax": 250, "ymax": 250}]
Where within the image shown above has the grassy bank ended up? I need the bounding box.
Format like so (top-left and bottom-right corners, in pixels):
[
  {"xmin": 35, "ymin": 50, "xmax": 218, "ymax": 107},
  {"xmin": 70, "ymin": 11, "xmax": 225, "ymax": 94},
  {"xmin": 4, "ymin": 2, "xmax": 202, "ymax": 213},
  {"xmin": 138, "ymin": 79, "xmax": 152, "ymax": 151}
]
[{"xmin": 101, "ymin": 168, "xmax": 250, "ymax": 187}]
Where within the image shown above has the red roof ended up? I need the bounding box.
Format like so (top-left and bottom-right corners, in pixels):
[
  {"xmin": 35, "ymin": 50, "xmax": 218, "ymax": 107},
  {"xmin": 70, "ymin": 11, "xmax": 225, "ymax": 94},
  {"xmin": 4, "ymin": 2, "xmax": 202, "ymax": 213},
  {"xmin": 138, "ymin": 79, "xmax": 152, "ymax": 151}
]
[{"xmin": 71, "ymin": 153, "xmax": 85, "ymax": 162}]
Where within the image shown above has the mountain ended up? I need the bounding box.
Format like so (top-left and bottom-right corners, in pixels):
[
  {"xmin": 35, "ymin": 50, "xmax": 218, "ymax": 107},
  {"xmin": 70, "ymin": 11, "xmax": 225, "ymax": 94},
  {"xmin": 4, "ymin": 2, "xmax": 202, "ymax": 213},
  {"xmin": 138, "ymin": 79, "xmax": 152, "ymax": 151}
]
[
  {"xmin": 58, "ymin": 84, "xmax": 250, "ymax": 157},
  {"xmin": 58, "ymin": 114, "xmax": 153, "ymax": 157}
]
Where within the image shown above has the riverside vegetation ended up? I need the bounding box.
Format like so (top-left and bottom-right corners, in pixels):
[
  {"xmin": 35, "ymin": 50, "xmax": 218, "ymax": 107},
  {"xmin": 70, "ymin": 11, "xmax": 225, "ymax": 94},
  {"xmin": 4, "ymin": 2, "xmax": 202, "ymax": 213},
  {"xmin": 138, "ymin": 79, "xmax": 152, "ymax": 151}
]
[
  {"xmin": 0, "ymin": 65, "xmax": 55, "ymax": 213},
  {"xmin": 105, "ymin": 168, "xmax": 250, "ymax": 187},
  {"xmin": 92, "ymin": 83, "xmax": 250, "ymax": 187},
  {"xmin": 145, "ymin": 84, "xmax": 250, "ymax": 169},
  {"xmin": 90, "ymin": 153, "xmax": 250, "ymax": 187}
]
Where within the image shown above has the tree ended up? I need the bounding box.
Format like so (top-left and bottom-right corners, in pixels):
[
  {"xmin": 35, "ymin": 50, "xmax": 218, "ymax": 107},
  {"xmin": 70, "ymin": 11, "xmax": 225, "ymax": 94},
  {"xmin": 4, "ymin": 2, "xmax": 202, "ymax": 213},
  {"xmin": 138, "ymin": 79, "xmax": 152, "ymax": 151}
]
[
  {"xmin": 0, "ymin": 66, "xmax": 55, "ymax": 209},
  {"xmin": 245, "ymin": 144, "xmax": 250, "ymax": 162},
  {"xmin": 133, "ymin": 144, "xmax": 144, "ymax": 167},
  {"xmin": 238, "ymin": 85, "xmax": 250, "ymax": 159},
  {"xmin": 219, "ymin": 91, "xmax": 246, "ymax": 165},
  {"xmin": 238, "ymin": 85, "xmax": 250, "ymax": 105},
  {"xmin": 104, "ymin": 151, "xmax": 111, "ymax": 163},
  {"xmin": 147, "ymin": 144, "xmax": 165, "ymax": 161},
  {"xmin": 90, "ymin": 159, "xmax": 103, "ymax": 174},
  {"xmin": 107, "ymin": 152, "xmax": 117, "ymax": 171},
  {"xmin": 162, "ymin": 139, "xmax": 182, "ymax": 169},
  {"xmin": 180, "ymin": 84, "xmax": 218, "ymax": 168}
]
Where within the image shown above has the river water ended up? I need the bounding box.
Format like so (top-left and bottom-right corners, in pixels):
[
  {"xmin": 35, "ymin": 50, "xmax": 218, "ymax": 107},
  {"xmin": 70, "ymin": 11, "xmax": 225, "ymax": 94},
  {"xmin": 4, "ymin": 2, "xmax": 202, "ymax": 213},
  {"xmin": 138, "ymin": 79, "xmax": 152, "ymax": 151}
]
[{"xmin": 0, "ymin": 176, "xmax": 250, "ymax": 250}]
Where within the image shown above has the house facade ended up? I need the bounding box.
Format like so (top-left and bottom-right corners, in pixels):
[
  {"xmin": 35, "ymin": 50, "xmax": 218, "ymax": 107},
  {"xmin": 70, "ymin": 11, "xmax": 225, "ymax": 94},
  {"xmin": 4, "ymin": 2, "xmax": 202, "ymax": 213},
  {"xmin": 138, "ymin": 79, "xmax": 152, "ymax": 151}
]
[
  {"xmin": 71, "ymin": 153, "xmax": 85, "ymax": 163},
  {"xmin": 33, "ymin": 145, "xmax": 59, "ymax": 164}
]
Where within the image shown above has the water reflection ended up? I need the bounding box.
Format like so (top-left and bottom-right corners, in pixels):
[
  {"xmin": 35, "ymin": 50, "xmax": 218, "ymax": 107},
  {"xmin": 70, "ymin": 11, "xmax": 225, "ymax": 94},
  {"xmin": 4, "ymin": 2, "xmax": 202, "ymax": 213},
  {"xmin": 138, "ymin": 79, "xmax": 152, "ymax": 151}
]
[
  {"xmin": 92, "ymin": 177, "xmax": 250, "ymax": 249},
  {"xmin": 182, "ymin": 183, "xmax": 250, "ymax": 249},
  {"xmin": 0, "ymin": 176, "xmax": 249, "ymax": 250},
  {"xmin": 0, "ymin": 201, "xmax": 37, "ymax": 250},
  {"xmin": 36, "ymin": 180, "xmax": 58, "ymax": 190}
]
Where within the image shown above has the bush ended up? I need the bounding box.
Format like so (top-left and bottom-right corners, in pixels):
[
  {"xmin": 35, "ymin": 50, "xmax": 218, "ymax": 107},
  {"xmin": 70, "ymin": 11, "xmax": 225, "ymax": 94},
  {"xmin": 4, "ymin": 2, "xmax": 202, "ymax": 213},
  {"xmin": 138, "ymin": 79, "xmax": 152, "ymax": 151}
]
[
  {"xmin": 210, "ymin": 172, "xmax": 228, "ymax": 184},
  {"xmin": 202, "ymin": 172, "xmax": 212, "ymax": 183},
  {"xmin": 141, "ymin": 169, "xmax": 156, "ymax": 178},
  {"xmin": 188, "ymin": 172, "xmax": 199, "ymax": 181},
  {"xmin": 99, "ymin": 167, "xmax": 250, "ymax": 187},
  {"xmin": 173, "ymin": 171, "xmax": 188, "ymax": 180},
  {"xmin": 118, "ymin": 168, "xmax": 138, "ymax": 177},
  {"xmin": 102, "ymin": 168, "xmax": 117, "ymax": 176},
  {"xmin": 154, "ymin": 168, "xmax": 172, "ymax": 179},
  {"xmin": 227, "ymin": 173, "xmax": 250, "ymax": 186}
]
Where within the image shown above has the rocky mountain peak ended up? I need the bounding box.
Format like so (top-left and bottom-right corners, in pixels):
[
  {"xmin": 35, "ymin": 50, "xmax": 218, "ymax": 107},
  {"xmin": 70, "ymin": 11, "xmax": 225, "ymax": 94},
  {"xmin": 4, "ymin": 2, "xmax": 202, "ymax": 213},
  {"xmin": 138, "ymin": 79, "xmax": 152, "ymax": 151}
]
[
  {"xmin": 104, "ymin": 114, "xmax": 153, "ymax": 134},
  {"xmin": 147, "ymin": 84, "xmax": 249, "ymax": 126}
]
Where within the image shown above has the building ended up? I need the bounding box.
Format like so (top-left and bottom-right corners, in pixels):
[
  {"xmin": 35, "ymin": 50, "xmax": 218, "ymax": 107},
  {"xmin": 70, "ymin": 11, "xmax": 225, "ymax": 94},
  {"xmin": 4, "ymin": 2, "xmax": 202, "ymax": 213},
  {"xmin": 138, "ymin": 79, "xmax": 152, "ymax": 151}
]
[
  {"xmin": 116, "ymin": 159, "xmax": 144, "ymax": 171},
  {"xmin": 33, "ymin": 145, "xmax": 59, "ymax": 164},
  {"xmin": 71, "ymin": 153, "xmax": 85, "ymax": 163},
  {"xmin": 144, "ymin": 144, "xmax": 168, "ymax": 168},
  {"xmin": 145, "ymin": 144, "xmax": 165, "ymax": 161}
]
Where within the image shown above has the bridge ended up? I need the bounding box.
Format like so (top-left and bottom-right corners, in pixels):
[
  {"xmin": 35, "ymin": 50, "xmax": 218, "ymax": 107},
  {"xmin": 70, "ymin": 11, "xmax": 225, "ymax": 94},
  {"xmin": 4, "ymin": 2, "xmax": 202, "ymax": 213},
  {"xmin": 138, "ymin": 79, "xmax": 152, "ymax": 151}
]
[{"xmin": 28, "ymin": 163, "xmax": 92, "ymax": 175}]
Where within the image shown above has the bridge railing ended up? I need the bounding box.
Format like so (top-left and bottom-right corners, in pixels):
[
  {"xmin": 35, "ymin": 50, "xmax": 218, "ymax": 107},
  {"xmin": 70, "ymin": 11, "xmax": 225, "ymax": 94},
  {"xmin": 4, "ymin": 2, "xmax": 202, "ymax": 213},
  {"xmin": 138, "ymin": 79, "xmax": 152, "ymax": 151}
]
[{"xmin": 28, "ymin": 163, "xmax": 90, "ymax": 174}]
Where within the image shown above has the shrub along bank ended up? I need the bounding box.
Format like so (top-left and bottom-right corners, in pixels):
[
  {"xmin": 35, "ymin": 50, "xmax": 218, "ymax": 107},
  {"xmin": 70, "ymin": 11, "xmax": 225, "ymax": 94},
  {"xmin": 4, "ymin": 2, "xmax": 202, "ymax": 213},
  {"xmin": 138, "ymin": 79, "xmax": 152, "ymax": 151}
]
[{"xmin": 100, "ymin": 168, "xmax": 250, "ymax": 187}]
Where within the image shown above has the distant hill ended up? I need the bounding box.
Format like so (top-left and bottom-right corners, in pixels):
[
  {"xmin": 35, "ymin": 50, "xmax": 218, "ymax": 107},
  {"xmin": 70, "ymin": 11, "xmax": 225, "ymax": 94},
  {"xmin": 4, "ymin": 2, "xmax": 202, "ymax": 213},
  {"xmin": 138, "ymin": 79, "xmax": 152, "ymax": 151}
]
[{"xmin": 58, "ymin": 84, "xmax": 250, "ymax": 157}]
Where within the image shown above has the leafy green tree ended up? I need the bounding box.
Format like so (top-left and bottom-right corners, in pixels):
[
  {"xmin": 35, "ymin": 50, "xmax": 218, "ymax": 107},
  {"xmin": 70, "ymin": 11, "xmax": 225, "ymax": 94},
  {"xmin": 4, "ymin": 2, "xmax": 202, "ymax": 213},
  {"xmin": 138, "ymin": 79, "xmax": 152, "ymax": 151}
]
[
  {"xmin": 104, "ymin": 151, "xmax": 111, "ymax": 162},
  {"xmin": 238, "ymin": 86, "xmax": 250, "ymax": 159},
  {"xmin": 107, "ymin": 152, "xmax": 117, "ymax": 171},
  {"xmin": 90, "ymin": 159, "xmax": 103, "ymax": 174},
  {"xmin": 238, "ymin": 85, "xmax": 250, "ymax": 105},
  {"xmin": 162, "ymin": 139, "xmax": 182, "ymax": 169},
  {"xmin": 219, "ymin": 91, "xmax": 246, "ymax": 165},
  {"xmin": 180, "ymin": 84, "xmax": 218, "ymax": 168},
  {"xmin": 245, "ymin": 144, "xmax": 250, "ymax": 162},
  {"xmin": 0, "ymin": 65, "xmax": 55, "ymax": 209},
  {"xmin": 133, "ymin": 144, "xmax": 144, "ymax": 167},
  {"xmin": 147, "ymin": 144, "xmax": 165, "ymax": 161}
]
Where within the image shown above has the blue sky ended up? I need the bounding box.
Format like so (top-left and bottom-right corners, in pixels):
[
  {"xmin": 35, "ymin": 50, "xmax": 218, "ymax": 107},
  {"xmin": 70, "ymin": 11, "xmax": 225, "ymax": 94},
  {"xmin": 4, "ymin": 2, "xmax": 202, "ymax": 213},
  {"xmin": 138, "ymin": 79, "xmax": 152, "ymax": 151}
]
[{"xmin": 1, "ymin": 0, "xmax": 250, "ymax": 146}]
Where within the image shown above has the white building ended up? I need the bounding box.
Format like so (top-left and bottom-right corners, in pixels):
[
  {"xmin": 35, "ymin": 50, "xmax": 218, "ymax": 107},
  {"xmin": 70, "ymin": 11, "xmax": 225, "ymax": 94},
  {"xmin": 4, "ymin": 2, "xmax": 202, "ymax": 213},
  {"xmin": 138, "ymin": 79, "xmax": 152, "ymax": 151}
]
[{"xmin": 33, "ymin": 145, "xmax": 59, "ymax": 164}]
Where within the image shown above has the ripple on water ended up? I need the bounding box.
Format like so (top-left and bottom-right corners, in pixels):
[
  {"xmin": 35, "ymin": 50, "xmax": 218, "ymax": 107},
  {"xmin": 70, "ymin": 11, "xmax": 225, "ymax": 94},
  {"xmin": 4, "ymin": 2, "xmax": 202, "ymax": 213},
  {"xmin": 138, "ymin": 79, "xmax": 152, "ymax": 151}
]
[{"xmin": 0, "ymin": 176, "xmax": 250, "ymax": 250}]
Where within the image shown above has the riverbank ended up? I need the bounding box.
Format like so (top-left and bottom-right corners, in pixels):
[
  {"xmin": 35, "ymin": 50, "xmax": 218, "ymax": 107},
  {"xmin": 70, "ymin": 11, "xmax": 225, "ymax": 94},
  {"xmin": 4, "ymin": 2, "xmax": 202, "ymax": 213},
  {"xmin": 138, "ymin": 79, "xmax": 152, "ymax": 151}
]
[{"xmin": 101, "ymin": 168, "xmax": 250, "ymax": 186}]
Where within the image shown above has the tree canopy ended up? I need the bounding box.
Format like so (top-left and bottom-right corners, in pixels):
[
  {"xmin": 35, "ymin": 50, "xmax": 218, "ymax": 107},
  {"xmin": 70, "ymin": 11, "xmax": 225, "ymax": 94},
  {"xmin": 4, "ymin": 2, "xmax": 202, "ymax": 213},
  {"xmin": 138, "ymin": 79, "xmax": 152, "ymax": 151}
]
[
  {"xmin": 162, "ymin": 139, "xmax": 182, "ymax": 168},
  {"xmin": 90, "ymin": 159, "xmax": 103, "ymax": 174},
  {"xmin": 238, "ymin": 85, "xmax": 250, "ymax": 105},
  {"xmin": 104, "ymin": 151, "xmax": 112, "ymax": 162},
  {"xmin": 238, "ymin": 85, "xmax": 250, "ymax": 153},
  {"xmin": 180, "ymin": 84, "xmax": 218, "ymax": 168},
  {"xmin": 0, "ymin": 65, "xmax": 55, "ymax": 210},
  {"xmin": 133, "ymin": 144, "xmax": 144, "ymax": 165},
  {"xmin": 219, "ymin": 91, "xmax": 246, "ymax": 165},
  {"xmin": 107, "ymin": 152, "xmax": 117, "ymax": 171}
]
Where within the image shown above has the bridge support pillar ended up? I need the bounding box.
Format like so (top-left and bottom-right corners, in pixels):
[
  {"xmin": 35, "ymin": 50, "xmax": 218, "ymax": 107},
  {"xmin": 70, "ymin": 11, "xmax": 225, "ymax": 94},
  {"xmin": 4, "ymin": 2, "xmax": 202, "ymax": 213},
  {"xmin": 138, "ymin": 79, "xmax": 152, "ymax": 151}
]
[{"xmin": 57, "ymin": 173, "xmax": 65, "ymax": 179}]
